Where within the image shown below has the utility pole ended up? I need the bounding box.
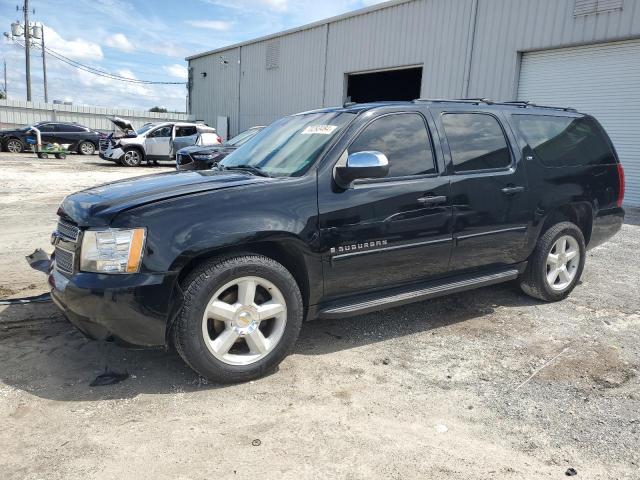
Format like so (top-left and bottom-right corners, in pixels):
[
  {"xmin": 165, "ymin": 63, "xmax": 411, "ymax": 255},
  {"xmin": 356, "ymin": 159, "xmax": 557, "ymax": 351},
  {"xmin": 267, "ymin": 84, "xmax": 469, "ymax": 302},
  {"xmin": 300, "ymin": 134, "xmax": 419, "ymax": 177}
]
[
  {"xmin": 41, "ymin": 25, "xmax": 47, "ymax": 103},
  {"xmin": 23, "ymin": 0, "xmax": 31, "ymax": 101}
]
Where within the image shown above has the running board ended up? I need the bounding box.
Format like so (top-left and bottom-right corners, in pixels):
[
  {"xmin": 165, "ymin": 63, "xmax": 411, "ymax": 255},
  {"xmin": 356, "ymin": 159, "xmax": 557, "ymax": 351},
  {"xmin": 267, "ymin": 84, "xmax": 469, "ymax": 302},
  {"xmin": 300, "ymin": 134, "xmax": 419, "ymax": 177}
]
[{"xmin": 318, "ymin": 269, "xmax": 519, "ymax": 319}]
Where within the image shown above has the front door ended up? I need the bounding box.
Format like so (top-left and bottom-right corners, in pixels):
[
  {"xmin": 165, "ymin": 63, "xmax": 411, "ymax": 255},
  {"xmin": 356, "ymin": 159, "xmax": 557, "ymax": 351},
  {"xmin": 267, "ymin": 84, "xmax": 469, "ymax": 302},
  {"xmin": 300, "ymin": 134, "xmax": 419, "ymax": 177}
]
[
  {"xmin": 319, "ymin": 111, "xmax": 453, "ymax": 300},
  {"xmin": 145, "ymin": 125, "xmax": 173, "ymax": 160},
  {"xmin": 432, "ymin": 109, "xmax": 530, "ymax": 272}
]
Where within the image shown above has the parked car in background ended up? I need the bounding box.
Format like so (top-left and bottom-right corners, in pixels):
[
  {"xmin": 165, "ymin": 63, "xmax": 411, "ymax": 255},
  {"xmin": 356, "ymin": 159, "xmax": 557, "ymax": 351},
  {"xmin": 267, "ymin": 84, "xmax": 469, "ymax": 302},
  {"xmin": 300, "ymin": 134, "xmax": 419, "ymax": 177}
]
[
  {"xmin": 45, "ymin": 100, "xmax": 624, "ymax": 383},
  {"xmin": 176, "ymin": 126, "xmax": 265, "ymax": 170},
  {"xmin": 0, "ymin": 121, "xmax": 101, "ymax": 154},
  {"xmin": 99, "ymin": 117, "xmax": 220, "ymax": 166}
]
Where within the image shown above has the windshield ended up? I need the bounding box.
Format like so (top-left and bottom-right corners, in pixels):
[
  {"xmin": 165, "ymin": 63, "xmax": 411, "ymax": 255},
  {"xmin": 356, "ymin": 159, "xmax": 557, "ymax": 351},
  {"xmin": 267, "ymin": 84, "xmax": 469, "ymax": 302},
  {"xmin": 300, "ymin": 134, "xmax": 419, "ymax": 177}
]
[
  {"xmin": 225, "ymin": 127, "xmax": 262, "ymax": 147},
  {"xmin": 219, "ymin": 112, "xmax": 355, "ymax": 177}
]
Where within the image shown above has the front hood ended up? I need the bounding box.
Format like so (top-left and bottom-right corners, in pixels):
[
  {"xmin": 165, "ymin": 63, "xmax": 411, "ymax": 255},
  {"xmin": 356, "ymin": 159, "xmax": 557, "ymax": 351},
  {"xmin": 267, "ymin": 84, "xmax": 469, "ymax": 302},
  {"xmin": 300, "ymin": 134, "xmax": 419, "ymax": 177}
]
[
  {"xmin": 107, "ymin": 116, "xmax": 136, "ymax": 134},
  {"xmin": 60, "ymin": 170, "xmax": 273, "ymax": 226},
  {"xmin": 178, "ymin": 144, "xmax": 235, "ymax": 155}
]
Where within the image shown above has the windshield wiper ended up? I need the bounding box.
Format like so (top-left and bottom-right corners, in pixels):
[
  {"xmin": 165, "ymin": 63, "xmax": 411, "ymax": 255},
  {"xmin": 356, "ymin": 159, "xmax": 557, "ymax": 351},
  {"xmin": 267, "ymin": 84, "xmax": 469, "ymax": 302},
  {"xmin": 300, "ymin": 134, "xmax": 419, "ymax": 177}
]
[{"xmin": 223, "ymin": 165, "xmax": 271, "ymax": 177}]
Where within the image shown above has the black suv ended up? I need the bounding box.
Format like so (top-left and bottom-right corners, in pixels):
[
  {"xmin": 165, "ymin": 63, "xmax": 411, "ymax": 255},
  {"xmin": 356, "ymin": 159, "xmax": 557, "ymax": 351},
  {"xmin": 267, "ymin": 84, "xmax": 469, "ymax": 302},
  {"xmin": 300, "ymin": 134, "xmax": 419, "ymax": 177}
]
[
  {"xmin": 0, "ymin": 121, "xmax": 100, "ymax": 154},
  {"xmin": 46, "ymin": 100, "xmax": 624, "ymax": 383}
]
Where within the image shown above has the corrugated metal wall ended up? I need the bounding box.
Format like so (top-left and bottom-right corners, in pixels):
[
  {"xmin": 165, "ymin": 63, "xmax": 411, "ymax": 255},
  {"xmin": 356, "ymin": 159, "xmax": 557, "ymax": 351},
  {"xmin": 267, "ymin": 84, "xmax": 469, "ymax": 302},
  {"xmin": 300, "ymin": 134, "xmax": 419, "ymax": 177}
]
[
  {"xmin": 238, "ymin": 26, "xmax": 327, "ymax": 131},
  {"xmin": 324, "ymin": 0, "xmax": 474, "ymax": 105},
  {"xmin": 189, "ymin": 0, "xmax": 640, "ymax": 134},
  {"xmin": 189, "ymin": 47, "xmax": 241, "ymax": 133},
  {"xmin": 467, "ymin": 0, "xmax": 640, "ymax": 99},
  {"xmin": 0, "ymin": 99, "xmax": 190, "ymax": 131}
]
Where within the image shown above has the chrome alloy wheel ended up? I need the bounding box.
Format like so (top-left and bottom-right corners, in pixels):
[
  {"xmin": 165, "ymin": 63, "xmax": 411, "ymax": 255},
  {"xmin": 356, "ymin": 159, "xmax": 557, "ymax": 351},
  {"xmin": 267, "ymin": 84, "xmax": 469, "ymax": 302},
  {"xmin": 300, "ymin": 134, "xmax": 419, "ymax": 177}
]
[
  {"xmin": 201, "ymin": 276, "xmax": 287, "ymax": 366},
  {"xmin": 546, "ymin": 235, "xmax": 580, "ymax": 291},
  {"xmin": 80, "ymin": 142, "xmax": 95, "ymax": 155},
  {"xmin": 6, "ymin": 139, "xmax": 22, "ymax": 153},
  {"xmin": 123, "ymin": 150, "xmax": 141, "ymax": 166}
]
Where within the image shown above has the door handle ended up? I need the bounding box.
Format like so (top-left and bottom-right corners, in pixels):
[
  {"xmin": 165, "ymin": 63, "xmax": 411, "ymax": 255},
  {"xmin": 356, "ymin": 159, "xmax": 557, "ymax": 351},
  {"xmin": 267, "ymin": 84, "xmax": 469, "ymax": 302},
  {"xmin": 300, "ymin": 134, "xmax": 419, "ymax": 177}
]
[
  {"xmin": 417, "ymin": 195, "xmax": 447, "ymax": 206},
  {"xmin": 501, "ymin": 186, "xmax": 525, "ymax": 195}
]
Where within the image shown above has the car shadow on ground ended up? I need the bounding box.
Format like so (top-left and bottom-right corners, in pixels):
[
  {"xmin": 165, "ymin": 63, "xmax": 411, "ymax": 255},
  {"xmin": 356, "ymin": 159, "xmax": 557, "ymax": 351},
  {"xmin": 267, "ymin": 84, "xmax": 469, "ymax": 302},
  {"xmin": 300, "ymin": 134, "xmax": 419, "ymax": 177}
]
[{"xmin": 0, "ymin": 283, "xmax": 541, "ymax": 402}]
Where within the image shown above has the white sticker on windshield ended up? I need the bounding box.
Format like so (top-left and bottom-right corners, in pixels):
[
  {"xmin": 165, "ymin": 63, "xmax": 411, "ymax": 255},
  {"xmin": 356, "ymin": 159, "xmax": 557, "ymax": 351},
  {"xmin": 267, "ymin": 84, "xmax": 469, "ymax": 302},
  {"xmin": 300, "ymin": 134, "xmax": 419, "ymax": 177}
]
[{"xmin": 301, "ymin": 125, "xmax": 338, "ymax": 135}]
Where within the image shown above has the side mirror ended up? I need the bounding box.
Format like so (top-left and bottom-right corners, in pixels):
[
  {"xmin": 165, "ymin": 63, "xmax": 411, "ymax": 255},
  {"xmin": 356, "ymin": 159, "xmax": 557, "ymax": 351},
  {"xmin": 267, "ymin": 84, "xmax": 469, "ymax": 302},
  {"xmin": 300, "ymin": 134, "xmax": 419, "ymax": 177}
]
[{"xmin": 335, "ymin": 151, "xmax": 389, "ymax": 188}]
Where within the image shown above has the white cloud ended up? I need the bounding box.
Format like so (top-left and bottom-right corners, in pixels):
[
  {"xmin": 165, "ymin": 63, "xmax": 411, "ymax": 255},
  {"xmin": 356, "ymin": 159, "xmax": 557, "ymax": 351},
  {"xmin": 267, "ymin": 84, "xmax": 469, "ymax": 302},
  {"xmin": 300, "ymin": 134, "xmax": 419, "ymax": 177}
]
[
  {"xmin": 104, "ymin": 33, "xmax": 135, "ymax": 52},
  {"xmin": 186, "ymin": 20, "xmax": 234, "ymax": 31},
  {"xmin": 164, "ymin": 64, "xmax": 188, "ymax": 80},
  {"xmin": 44, "ymin": 26, "xmax": 103, "ymax": 60}
]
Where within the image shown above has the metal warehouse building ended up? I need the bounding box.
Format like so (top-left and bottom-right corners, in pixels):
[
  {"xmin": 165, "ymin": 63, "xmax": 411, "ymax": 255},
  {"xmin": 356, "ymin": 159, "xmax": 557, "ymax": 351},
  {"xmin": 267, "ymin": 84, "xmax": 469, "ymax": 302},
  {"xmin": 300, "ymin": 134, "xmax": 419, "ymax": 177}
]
[{"xmin": 186, "ymin": 0, "xmax": 640, "ymax": 205}]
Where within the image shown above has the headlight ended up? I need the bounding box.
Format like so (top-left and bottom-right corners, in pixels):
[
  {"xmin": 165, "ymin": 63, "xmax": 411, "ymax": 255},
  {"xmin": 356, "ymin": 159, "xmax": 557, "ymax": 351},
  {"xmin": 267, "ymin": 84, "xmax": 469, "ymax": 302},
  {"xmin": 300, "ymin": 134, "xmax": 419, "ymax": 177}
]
[
  {"xmin": 192, "ymin": 153, "xmax": 217, "ymax": 160},
  {"xmin": 80, "ymin": 228, "xmax": 146, "ymax": 274}
]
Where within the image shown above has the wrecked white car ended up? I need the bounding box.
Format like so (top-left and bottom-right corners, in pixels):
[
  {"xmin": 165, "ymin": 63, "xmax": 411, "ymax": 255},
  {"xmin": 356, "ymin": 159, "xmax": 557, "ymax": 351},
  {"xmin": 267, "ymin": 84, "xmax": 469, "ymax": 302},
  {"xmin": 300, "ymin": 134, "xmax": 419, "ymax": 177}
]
[{"xmin": 98, "ymin": 117, "xmax": 220, "ymax": 166}]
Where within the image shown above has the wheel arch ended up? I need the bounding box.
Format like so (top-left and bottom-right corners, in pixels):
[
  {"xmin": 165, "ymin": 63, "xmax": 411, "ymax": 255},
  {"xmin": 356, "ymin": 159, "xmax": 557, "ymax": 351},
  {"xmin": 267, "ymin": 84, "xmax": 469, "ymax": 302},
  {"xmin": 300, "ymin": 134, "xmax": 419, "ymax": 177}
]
[
  {"xmin": 539, "ymin": 202, "xmax": 594, "ymax": 246},
  {"xmin": 165, "ymin": 238, "xmax": 315, "ymax": 344},
  {"xmin": 123, "ymin": 144, "xmax": 146, "ymax": 160}
]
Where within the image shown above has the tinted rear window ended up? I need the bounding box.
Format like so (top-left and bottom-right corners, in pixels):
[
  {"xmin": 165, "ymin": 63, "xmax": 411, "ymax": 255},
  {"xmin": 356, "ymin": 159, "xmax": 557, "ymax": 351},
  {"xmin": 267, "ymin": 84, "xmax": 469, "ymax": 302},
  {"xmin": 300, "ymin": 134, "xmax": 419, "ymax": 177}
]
[
  {"xmin": 442, "ymin": 113, "xmax": 511, "ymax": 172},
  {"xmin": 512, "ymin": 115, "xmax": 615, "ymax": 167}
]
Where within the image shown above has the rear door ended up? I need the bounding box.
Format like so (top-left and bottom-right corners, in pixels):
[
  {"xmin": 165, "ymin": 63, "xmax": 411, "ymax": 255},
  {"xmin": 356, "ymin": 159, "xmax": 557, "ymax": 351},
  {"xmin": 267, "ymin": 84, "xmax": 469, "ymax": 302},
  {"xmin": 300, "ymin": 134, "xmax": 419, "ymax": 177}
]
[
  {"xmin": 172, "ymin": 125, "xmax": 199, "ymax": 154},
  {"xmin": 431, "ymin": 108, "xmax": 530, "ymax": 272},
  {"xmin": 319, "ymin": 111, "xmax": 453, "ymax": 299},
  {"xmin": 145, "ymin": 125, "xmax": 173, "ymax": 159}
]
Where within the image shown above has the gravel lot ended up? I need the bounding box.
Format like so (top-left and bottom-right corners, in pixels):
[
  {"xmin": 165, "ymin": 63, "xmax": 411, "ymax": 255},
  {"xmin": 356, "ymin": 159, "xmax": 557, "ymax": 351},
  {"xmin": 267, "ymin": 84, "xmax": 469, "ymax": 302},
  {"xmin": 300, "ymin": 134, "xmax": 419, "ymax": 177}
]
[{"xmin": 1, "ymin": 152, "xmax": 638, "ymax": 479}]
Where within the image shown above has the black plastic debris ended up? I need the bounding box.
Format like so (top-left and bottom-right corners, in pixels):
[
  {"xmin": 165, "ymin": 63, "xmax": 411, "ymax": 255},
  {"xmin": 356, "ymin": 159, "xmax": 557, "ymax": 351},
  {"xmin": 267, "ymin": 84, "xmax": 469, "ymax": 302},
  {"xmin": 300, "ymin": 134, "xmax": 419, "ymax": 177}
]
[
  {"xmin": 251, "ymin": 439, "xmax": 261, "ymax": 447},
  {"xmin": 0, "ymin": 293, "xmax": 51, "ymax": 305},
  {"xmin": 25, "ymin": 248, "xmax": 51, "ymax": 274},
  {"xmin": 90, "ymin": 369, "xmax": 129, "ymax": 387},
  {"xmin": 565, "ymin": 467, "xmax": 577, "ymax": 476}
]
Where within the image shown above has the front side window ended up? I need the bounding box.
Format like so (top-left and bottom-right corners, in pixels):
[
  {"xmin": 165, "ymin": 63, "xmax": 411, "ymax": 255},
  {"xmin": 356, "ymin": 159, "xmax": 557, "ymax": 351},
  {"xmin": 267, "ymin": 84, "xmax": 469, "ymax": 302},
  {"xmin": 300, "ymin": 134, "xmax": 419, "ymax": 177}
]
[
  {"xmin": 442, "ymin": 113, "xmax": 511, "ymax": 172},
  {"xmin": 148, "ymin": 126, "xmax": 172, "ymax": 138},
  {"xmin": 347, "ymin": 113, "xmax": 436, "ymax": 178},
  {"xmin": 220, "ymin": 112, "xmax": 355, "ymax": 177},
  {"xmin": 512, "ymin": 114, "xmax": 615, "ymax": 167},
  {"xmin": 38, "ymin": 123, "xmax": 56, "ymax": 133}
]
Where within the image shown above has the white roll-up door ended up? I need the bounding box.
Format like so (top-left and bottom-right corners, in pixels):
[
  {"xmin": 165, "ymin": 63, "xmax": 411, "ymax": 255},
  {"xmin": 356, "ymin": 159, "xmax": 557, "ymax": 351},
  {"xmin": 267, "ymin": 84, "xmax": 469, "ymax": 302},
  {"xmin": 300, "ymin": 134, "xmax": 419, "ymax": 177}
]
[{"xmin": 517, "ymin": 40, "xmax": 640, "ymax": 207}]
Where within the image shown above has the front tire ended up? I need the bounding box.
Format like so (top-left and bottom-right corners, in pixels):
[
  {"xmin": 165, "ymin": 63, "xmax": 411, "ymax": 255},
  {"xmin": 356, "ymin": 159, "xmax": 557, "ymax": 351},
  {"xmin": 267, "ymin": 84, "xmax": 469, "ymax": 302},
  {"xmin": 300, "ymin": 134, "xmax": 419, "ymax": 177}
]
[
  {"xmin": 121, "ymin": 147, "xmax": 143, "ymax": 167},
  {"xmin": 520, "ymin": 222, "xmax": 586, "ymax": 302},
  {"xmin": 6, "ymin": 138, "xmax": 24, "ymax": 153},
  {"xmin": 173, "ymin": 254, "xmax": 303, "ymax": 383},
  {"xmin": 78, "ymin": 141, "xmax": 95, "ymax": 155}
]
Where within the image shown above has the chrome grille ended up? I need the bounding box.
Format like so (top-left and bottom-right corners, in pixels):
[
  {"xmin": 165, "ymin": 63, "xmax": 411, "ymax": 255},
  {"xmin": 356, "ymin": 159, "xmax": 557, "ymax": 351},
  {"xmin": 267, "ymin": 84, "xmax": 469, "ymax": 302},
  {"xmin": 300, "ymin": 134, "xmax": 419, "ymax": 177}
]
[
  {"xmin": 57, "ymin": 219, "xmax": 80, "ymax": 241},
  {"xmin": 54, "ymin": 247, "xmax": 75, "ymax": 274}
]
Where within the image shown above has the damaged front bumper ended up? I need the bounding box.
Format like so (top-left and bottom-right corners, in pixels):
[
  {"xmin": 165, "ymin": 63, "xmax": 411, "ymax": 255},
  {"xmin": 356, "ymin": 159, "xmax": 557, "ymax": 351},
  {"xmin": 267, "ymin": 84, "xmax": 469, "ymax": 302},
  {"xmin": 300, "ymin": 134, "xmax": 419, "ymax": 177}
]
[
  {"xmin": 99, "ymin": 145, "xmax": 125, "ymax": 162},
  {"xmin": 27, "ymin": 249, "xmax": 175, "ymax": 347}
]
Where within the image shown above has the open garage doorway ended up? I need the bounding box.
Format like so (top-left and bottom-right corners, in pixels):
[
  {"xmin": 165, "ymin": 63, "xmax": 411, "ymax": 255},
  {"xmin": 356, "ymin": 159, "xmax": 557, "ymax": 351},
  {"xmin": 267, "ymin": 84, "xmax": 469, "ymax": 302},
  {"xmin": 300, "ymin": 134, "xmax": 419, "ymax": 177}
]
[{"xmin": 346, "ymin": 66, "xmax": 423, "ymax": 103}]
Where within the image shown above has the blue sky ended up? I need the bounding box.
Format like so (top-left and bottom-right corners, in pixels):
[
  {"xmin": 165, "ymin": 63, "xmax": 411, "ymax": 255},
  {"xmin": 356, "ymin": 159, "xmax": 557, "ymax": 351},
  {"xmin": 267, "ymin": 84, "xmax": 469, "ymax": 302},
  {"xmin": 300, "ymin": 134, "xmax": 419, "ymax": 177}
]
[{"xmin": 0, "ymin": 0, "xmax": 384, "ymax": 111}]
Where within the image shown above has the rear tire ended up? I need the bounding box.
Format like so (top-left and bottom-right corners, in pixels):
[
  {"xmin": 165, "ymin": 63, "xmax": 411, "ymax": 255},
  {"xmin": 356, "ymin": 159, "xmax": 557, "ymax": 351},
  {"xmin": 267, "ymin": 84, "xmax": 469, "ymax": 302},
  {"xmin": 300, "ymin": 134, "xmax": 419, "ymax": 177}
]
[
  {"xmin": 78, "ymin": 141, "xmax": 95, "ymax": 155},
  {"xmin": 173, "ymin": 254, "xmax": 303, "ymax": 383},
  {"xmin": 520, "ymin": 222, "xmax": 585, "ymax": 302}
]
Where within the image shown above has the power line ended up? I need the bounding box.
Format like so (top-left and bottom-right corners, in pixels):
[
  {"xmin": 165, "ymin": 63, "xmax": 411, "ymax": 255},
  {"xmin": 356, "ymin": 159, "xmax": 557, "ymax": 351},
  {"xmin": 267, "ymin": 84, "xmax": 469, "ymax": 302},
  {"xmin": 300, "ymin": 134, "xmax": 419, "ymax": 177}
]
[{"xmin": 7, "ymin": 36, "xmax": 186, "ymax": 85}]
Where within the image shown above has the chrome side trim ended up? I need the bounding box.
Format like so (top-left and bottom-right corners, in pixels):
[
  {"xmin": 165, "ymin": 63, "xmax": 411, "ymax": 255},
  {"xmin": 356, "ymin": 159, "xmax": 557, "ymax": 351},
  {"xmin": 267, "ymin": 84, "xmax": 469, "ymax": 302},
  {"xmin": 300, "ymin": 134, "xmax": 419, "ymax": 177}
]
[
  {"xmin": 456, "ymin": 225, "xmax": 527, "ymax": 241},
  {"xmin": 332, "ymin": 237, "xmax": 452, "ymax": 261}
]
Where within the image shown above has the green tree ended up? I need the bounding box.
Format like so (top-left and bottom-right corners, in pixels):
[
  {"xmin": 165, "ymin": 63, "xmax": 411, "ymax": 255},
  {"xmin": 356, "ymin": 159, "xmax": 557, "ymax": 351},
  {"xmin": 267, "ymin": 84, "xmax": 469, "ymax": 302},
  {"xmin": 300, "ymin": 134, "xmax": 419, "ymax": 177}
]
[{"xmin": 149, "ymin": 106, "xmax": 167, "ymax": 113}]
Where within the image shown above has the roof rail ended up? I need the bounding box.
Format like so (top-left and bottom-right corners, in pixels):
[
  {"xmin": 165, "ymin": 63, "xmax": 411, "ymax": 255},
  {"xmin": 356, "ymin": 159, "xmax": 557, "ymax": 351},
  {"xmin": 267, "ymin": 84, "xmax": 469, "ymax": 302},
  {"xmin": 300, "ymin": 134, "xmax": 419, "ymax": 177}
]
[
  {"xmin": 413, "ymin": 98, "xmax": 577, "ymax": 112},
  {"xmin": 497, "ymin": 100, "xmax": 577, "ymax": 112},
  {"xmin": 412, "ymin": 98, "xmax": 492, "ymax": 105}
]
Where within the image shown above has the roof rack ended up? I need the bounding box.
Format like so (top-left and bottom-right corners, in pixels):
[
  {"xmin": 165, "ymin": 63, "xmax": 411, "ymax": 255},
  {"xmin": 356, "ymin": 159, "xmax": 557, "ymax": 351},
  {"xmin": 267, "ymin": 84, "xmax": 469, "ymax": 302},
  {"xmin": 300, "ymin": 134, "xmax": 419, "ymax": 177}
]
[
  {"xmin": 412, "ymin": 98, "xmax": 576, "ymax": 112},
  {"xmin": 497, "ymin": 101, "xmax": 577, "ymax": 112},
  {"xmin": 413, "ymin": 98, "xmax": 493, "ymax": 105}
]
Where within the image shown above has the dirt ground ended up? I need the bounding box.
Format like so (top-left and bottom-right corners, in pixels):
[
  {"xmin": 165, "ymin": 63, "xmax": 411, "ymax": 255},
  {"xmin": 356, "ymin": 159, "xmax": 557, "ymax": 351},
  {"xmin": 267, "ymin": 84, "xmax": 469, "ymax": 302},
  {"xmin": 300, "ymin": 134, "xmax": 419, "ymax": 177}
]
[{"xmin": 0, "ymin": 152, "xmax": 638, "ymax": 479}]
